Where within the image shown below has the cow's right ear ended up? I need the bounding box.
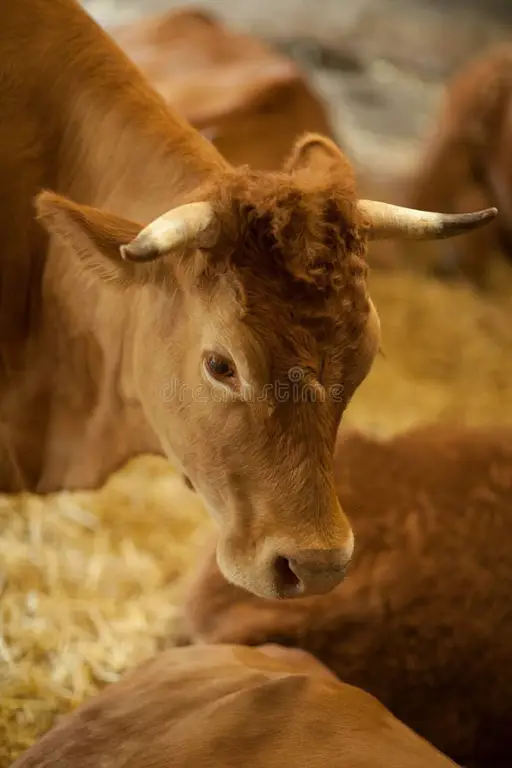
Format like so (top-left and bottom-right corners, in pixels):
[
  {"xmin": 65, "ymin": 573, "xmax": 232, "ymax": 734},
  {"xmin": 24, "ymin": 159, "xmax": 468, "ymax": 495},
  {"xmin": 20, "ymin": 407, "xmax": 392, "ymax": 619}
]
[
  {"xmin": 35, "ymin": 190, "xmax": 145, "ymax": 284},
  {"xmin": 283, "ymin": 133, "xmax": 350, "ymax": 180}
]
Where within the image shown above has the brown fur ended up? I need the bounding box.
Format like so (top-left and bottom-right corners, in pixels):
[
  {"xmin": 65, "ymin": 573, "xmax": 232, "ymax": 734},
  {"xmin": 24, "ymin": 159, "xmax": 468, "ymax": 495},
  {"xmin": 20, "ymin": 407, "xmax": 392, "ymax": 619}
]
[
  {"xmin": 0, "ymin": 0, "xmax": 380, "ymax": 598},
  {"xmin": 110, "ymin": 7, "xmax": 335, "ymax": 171},
  {"xmin": 195, "ymin": 155, "xmax": 370, "ymax": 388},
  {"xmin": 181, "ymin": 424, "xmax": 512, "ymax": 767},
  {"xmin": 404, "ymin": 44, "xmax": 512, "ymax": 286},
  {"xmin": 12, "ymin": 644, "xmax": 458, "ymax": 768}
]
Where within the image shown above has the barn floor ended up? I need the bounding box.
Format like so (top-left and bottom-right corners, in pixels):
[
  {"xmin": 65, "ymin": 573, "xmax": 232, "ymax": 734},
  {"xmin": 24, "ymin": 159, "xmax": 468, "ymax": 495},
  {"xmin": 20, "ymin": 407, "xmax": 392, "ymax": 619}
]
[
  {"xmin": 0, "ymin": 457, "xmax": 213, "ymax": 764},
  {"xmin": 2, "ymin": 0, "xmax": 512, "ymax": 764}
]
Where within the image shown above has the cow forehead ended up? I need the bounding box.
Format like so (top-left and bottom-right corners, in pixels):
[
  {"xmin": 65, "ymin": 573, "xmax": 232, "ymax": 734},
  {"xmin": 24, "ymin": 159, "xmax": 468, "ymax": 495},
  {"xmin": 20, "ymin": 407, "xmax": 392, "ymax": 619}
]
[
  {"xmin": 202, "ymin": 170, "xmax": 363, "ymax": 278},
  {"xmin": 212, "ymin": 293, "xmax": 362, "ymax": 385},
  {"xmin": 198, "ymin": 291, "xmax": 349, "ymax": 392},
  {"xmin": 188, "ymin": 159, "xmax": 369, "ymax": 376},
  {"xmin": 198, "ymin": 257, "xmax": 368, "ymax": 383}
]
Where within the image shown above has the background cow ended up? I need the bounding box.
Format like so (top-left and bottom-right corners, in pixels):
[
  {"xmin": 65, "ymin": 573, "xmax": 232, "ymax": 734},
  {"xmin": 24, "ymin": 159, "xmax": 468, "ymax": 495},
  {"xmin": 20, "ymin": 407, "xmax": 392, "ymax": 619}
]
[
  {"xmin": 110, "ymin": 7, "xmax": 335, "ymax": 170},
  {"xmin": 12, "ymin": 643, "xmax": 458, "ymax": 768},
  {"xmin": 181, "ymin": 423, "xmax": 512, "ymax": 767},
  {"xmin": 403, "ymin": 45, "xmax": 512, "ymax": 287}
]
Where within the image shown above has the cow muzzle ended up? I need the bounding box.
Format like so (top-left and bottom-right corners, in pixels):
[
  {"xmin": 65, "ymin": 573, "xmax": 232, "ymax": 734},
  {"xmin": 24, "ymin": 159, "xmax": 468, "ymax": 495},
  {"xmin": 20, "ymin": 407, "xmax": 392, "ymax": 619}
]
[{"xmin": 216, "ymin": 501, "xmax": 354, "ymax": 600}]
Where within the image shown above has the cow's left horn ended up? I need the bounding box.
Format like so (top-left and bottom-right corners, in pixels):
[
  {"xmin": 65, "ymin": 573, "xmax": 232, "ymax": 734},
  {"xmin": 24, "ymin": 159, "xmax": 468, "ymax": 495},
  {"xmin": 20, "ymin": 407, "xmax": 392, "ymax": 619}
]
[
  {"xmin": 120, "ymin": 202, "xmax": 215, "ymax": 262},
  {"xmin": 357, "ymin": 200, "xmax": 498, "ymax": 241}
]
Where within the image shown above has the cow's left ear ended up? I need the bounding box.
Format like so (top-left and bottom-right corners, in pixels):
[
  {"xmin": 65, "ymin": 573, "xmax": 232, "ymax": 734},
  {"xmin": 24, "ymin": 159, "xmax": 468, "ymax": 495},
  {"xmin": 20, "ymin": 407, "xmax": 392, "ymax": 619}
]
[{"xmin": 35, "ymin": 190, "xmax": 144, "ymax": 283}]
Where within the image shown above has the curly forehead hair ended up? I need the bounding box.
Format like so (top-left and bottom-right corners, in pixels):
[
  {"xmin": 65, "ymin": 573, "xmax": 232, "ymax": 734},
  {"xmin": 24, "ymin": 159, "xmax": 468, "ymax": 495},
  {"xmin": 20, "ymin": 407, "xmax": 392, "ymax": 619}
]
[
  {"xmin": 200, "ymin": 160, "xmax": 370, "ymax": 330},
  {"xmin": 190, "ymin": 155, "xmax": 372, "ymax": 385}
]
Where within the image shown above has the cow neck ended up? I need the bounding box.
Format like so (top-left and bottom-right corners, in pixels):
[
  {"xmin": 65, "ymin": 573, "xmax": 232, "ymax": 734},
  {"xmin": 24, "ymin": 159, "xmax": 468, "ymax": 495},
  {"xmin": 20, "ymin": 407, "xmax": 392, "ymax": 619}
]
[
  {"xmin": 0, "ymin": 1, "xmax": 228, "ymax": 492},
  {"xmin": 33, "ymin": 8, "xmax": 228, "ymax": 491},
  {"xmin": 41, "ymin": 5, "xmax": 226, "ymax": 216}
]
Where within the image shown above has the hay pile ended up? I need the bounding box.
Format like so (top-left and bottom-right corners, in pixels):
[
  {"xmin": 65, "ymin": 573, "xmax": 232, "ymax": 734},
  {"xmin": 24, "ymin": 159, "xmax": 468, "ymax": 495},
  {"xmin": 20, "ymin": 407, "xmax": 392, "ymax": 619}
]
[
  {"xmin": 0, "ymin": 457, "xmax": 213, "ymax": 765},
  {"xmin": 346, "ymin": 268, "xmax": 512, "ymax": 435},
  {"xmin": 1, "ymin": 267, "xmax": 512, "ymax": 766}
]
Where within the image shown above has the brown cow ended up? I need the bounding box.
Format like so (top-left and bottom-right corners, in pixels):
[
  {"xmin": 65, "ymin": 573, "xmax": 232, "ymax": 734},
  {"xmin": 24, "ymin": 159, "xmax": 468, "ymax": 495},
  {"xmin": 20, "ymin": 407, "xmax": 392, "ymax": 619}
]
[
  {"xmin": 0, "ymin": 0, "xmax": 497, "ymax": 599},
  {"xmin": 12, "ymin": 643, "xmax": 458, "ymax": 768},
  {"xmin": 181, "ymin": 424, "xmax": 512, "ymax": 767},
  {"xmin": 109, "ymin": 7, "xmax": 335, "ymax": 170},
  {"xmin": 405, "ymin": 44, "xmax": 512, "ymax": 287}
]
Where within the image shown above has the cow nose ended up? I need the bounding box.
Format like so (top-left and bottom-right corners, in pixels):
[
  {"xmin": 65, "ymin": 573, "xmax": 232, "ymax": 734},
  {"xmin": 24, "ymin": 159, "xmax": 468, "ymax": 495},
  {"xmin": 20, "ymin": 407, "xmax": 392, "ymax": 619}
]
[{"xmin": 273, "ymin": 548, "xmax": 351, "ymax": 598}]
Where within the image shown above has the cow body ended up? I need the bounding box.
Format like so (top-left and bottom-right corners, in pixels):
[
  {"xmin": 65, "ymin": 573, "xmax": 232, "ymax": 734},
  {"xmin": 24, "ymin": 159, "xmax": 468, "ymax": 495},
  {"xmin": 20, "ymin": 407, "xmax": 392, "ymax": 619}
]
[
  {"xmin": 182, "ymin": 424, "xmax": 512, "ymax": 767},
  {"xmin": 12, "ymin": 643, "xmax": 458, "ymax": 768},
  {"xmin": 110, "ymin": 7, "xmax": 334, "ymax": 170}
]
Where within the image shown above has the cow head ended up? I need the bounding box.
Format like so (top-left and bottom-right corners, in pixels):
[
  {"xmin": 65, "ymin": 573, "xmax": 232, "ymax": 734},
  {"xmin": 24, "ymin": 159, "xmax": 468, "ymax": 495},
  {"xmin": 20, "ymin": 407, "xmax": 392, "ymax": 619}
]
[{"xmin": 35, "ymin": 133, "xmax": 497, "ymax": 599}]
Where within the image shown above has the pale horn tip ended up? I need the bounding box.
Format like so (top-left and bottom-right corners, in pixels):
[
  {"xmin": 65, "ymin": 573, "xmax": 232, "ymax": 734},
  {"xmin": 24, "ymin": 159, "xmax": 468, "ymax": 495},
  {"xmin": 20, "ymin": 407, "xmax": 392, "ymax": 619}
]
[{"xmin": 119, "ymin": 237, "xmax": 162, "ymax": 263}]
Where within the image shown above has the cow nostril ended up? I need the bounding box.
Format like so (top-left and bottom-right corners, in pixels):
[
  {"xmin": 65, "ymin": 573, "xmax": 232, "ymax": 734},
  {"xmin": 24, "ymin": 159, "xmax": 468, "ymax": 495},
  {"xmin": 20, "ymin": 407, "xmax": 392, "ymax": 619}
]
[{"xmin": 273, "ymin": 556, "xmax": 301, "ymax": 594}]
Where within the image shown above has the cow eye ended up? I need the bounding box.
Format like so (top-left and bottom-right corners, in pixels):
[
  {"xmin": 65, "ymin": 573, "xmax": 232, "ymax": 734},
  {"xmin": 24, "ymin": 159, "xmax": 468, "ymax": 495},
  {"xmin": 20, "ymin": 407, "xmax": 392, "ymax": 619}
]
[{"xmin": 205, "ymin": 354, "xmax": 236, "ymax": 381}]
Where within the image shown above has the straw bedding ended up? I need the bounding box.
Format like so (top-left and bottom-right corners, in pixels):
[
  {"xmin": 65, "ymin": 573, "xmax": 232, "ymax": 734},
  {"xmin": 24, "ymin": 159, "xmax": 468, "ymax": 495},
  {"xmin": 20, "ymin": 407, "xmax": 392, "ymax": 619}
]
[
  {"xmin": 0, "ymin": 457, "xmax": 213, "ymax": 764},
  {"xmin": 1, "ymin": 268, "xmax": 512, "ymax": 765}
]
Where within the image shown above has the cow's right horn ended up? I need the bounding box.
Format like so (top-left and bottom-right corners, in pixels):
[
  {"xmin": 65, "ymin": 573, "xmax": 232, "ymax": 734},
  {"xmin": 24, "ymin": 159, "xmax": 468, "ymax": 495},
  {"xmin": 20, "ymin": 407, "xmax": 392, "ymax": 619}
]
[{"xmin": 120, "ymin": 202, "xmax": 215, "ymax": 262}]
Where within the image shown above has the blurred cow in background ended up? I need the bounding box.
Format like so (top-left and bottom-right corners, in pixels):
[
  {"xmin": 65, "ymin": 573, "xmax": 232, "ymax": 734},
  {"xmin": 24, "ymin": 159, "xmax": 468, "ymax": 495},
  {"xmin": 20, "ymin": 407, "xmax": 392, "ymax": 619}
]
[
  {"xmin": 12, "ymin": 644, "xmax": 459, "ymax": 768},
  {"xmin": 110, "ymin": 7, "xmax": 335, "ymax": 170},
  {"xmin": 181, "ymin": 422, "xmax": 512, "ymax": 767},
  {"xmin": 404, "ymin": 44, "xmax": 512, "ymax": 288}
]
